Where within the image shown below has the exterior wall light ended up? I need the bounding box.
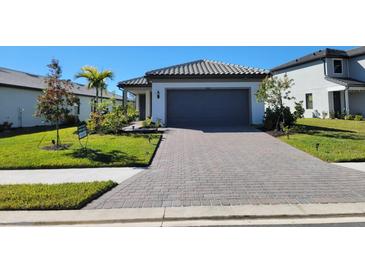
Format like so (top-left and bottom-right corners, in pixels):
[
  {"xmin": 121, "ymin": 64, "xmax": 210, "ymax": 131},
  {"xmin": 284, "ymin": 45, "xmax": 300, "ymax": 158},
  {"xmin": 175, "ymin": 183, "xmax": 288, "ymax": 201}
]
[{"xmin": 157, "ymin": 90, "xmax": 160, "ymax": 99}]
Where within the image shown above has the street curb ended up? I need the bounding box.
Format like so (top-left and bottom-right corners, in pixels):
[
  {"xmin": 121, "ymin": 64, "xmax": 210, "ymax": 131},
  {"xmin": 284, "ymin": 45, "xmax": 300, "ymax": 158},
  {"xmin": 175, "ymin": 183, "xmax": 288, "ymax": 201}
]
[{"xmin": 2, "ymin": 202, "xmax": 365, "ymax": 226}]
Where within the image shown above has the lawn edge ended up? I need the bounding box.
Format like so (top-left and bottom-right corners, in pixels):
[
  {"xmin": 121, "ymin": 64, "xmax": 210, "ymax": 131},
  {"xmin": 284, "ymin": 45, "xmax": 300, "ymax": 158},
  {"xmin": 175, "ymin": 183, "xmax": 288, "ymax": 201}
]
[
  {"xmin": 0, "ymin": 181, "xmax": 118, "ymax": 211},
  {"xmin": 0, "ymin": 133, "xmax": 163, "ymax": 170}
]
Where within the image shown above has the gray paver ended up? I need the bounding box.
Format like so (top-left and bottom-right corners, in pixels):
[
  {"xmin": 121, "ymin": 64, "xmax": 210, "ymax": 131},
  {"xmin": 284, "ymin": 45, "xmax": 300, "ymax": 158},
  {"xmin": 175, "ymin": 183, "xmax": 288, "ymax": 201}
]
[{"xmin": 85, "ymin": 127, "xmax": 365, "ymax": 209}]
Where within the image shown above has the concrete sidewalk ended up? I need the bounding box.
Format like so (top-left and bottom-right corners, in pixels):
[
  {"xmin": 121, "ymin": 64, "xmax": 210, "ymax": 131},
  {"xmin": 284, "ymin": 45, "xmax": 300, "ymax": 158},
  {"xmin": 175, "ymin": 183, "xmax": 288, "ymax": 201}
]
[
  {"xmin": 3, "ymin": 202, "xmax": 365, "ymax": 226},
  {"xmin": 0, "ymin": 167, "xmax": 144, "ymax": 184},
  {"xmin": 334, "ymin": 162, "xmax": 365, "ymax": 173}
]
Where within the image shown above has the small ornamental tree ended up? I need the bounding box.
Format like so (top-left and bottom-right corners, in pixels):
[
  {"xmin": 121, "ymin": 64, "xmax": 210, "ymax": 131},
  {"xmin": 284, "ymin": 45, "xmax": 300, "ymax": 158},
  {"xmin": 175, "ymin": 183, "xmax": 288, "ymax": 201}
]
[
  {"xmin": 35, "ymin": 59, "xmax": 79, "ymax": 148},
  {"xmin": 256, "ymin": 74, "xmax": 295, "ymax": 131}
]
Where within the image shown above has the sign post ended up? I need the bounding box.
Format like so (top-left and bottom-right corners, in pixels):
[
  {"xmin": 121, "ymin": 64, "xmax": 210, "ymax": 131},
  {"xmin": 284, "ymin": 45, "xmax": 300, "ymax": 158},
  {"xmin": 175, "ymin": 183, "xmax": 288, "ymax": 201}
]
[{"xmin": 77, "ymin": 124, "xmax": 89, "ymax": 149}]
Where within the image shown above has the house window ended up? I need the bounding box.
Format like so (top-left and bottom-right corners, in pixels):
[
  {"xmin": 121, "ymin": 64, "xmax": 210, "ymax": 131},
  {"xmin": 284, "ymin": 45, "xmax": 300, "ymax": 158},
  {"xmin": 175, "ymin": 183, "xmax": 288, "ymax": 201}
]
[
  {"xmin": 333, "ymin": 59, "xmax": 343, "ymax": 74},
  {"xmin": 76, "ymin": 102, "xmax": 80, "ymax": 115},
  {"xmin": 305, "ymin": 93, "xmax": 313, "ymax": 109}
]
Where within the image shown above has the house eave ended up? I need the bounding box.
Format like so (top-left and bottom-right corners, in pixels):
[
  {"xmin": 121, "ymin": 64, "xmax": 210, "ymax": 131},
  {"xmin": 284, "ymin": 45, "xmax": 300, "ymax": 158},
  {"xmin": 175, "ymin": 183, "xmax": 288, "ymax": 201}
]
[{"xmin": 145, "ymin": 74, "xmax": 268, "ymax": 81}]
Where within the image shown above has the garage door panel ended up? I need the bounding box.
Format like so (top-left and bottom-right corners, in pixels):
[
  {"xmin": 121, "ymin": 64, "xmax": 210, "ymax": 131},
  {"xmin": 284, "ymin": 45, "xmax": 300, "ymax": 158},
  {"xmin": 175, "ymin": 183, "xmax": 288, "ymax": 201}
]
[{"xmin": 166, "ymin": 89, "xmax": 249, "ymax": 127}]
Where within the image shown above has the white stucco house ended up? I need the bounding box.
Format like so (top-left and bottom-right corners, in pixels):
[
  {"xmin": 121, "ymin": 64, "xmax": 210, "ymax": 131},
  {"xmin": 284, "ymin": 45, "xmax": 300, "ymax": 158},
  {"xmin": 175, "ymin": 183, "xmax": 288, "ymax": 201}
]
[
  {"xmin": 271, "ymin": 47, "xmax": 365, "ymax": 118},
  {"xmin": 0, "ymin": 66, "xmax": 122, "ymax": 127},
  {"xmin": 119, "ymin": 60, "xmax": 269, "ymax": 127}
]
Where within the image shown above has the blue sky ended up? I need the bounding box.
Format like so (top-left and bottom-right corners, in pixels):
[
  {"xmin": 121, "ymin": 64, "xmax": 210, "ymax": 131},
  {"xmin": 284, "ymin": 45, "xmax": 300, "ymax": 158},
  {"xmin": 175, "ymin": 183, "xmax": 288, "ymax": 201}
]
[{"xmin": 0, "ymin": 46, "xmax": 355, "ymax": 95}]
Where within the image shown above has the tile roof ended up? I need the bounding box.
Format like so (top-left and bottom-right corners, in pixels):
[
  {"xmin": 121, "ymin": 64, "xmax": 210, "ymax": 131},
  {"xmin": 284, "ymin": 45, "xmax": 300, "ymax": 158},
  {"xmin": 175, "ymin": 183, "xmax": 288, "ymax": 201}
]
[
  {"xmin": 118, "ymin": 76, "xmax": 150, "ymax": 88},
  {"xmin": 325, "ymin": 76, "xmax": 365, "ymax": 88},
  {"xmin": 347, "ymin": 46, "xmax": 365, "ymax": 57},
  {"xmin": 271, "ymin": 48, "xmax": 349, "ymax": 72},
  {"xmin": 0, "ymin": 66, "xmax": 122, "ymax": 99},
  {"xmin": 271, "ymin": 47, "xmax": 365, "ymax": 72},
  {"xmin": 145, "ymin": 59, "xmax": 269, "ymax": 77}
]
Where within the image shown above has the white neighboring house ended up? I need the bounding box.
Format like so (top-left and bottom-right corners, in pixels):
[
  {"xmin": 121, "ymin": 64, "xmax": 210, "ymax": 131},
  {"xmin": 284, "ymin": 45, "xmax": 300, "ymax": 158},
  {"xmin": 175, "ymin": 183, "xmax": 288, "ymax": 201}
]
[
  {"xmin": 0, "ymin": 66, "xmax": 122, "ymax": 127},
  {"xmin": 271, "ymin": 47, "xmax": 365, "ymax": 118},
  {"xmin": 119, "ymin": 60, "xmax": 269, "ymax": 127}
]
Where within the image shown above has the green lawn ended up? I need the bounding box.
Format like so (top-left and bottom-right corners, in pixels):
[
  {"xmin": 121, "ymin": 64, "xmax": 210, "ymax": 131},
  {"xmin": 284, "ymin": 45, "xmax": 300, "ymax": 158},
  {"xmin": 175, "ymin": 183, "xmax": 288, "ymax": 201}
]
[
  {"xmin": 0, "ymin": 127, "xmax": 161, "ymax": 169},
  {"xmin": 279, "ymin": 118, "xmax": 365, "ymax": 162},
  {"xmin": 0, "ymin": 181, "xmax": 117, "ymax": 210}
]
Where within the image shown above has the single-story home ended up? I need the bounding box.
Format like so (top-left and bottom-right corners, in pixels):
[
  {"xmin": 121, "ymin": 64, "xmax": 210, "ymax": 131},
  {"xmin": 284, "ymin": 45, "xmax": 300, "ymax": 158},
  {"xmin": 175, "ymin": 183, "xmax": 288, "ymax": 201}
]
[
  {"xmin": 119, "ymin": 60, "xmax": 269, "ymax": 127},
  {"xmin": 271, "ymin": 47, "xmax": 365, "ymax": 118},
  {"xmin": 0, "ymin": 66, "xmax": 122, "ymax": 127}
]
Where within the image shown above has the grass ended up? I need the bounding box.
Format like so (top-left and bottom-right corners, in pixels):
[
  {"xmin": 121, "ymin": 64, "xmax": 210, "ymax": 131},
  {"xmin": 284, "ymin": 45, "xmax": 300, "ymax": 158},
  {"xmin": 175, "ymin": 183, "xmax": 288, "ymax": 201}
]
[
  {"xmin": 0, "ymin": 181, "xmax": 117, "ymax": 210},
  {"xmin": 279, "ymin": 118, "xmax": 365, "ymax": 162},
  {"xmin": 0, "ymin": 127, "xmax": 161, "ymax": 169}
]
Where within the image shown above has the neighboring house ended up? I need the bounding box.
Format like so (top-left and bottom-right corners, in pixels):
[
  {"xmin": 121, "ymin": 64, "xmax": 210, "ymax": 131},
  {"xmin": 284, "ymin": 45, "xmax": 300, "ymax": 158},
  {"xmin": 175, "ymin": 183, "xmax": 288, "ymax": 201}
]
[
  {"xmin": 271, "ymin": 47, "xmax": 365, "ymax": 118},
  {"xmin": 119, "ymin": 60, "xmax": 269, "ymax": 127},
  {"xmin": 0, "ymin": 67, "xmax": 122, "ymax": 127}
]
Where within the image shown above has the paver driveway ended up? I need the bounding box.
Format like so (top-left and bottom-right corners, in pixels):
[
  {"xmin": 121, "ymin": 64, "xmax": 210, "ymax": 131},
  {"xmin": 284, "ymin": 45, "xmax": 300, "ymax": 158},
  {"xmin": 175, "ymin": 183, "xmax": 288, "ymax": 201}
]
[{"xmin": 85, "ymin": 127, "xmax": 365, "ymax": 209}]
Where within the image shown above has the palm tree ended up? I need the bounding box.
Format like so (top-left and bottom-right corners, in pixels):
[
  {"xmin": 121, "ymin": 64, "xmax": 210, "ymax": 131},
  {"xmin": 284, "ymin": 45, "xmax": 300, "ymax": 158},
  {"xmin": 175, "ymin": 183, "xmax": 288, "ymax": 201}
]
[{"xmin": 75, "ymin": 66, "xmax": 114, "ymax": 108}]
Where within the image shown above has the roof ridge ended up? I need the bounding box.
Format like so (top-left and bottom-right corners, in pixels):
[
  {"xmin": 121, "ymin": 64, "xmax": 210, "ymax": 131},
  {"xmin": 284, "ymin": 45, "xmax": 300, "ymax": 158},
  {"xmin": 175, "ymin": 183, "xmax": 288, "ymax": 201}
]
[
  {"xmin": 0, "ymin": 65, "xmax": 91, "ymax": 89},
  {"xmin": 145, "ymin": 59, "xmax": 268, "ymax": 75},
  {"xmin": 146, "ymin": 59, "xmax": 205, "ymax": 75},
  {"xmin": 205, "ymin": 59, "xmax": 268, "ymax": 72},
  {"xmin": 120, "ymin": 75, "xmax": 146, "ymax": 82},
  {"xmin": 0, "ymin": 66, "xmax": 44, "ymax": 78}
]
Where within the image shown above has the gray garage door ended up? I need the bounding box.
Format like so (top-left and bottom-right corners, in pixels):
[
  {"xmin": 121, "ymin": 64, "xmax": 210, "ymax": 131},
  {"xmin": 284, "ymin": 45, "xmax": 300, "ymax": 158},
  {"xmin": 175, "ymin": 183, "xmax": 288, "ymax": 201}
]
[{"xmin": 166, "ymin": 89, "xmax": 250, "ymax": 127}]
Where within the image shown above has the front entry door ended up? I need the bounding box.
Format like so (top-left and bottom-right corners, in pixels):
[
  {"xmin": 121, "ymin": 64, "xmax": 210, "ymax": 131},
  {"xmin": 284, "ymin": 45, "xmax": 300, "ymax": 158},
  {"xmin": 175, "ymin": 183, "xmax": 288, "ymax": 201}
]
[
  {"xmin": 333, "ymin": 91, "xmax": 342, "ymax": 118},
  {"xmin": 139, "ymin": 94, "xmax": 146, "ymax": 120}
]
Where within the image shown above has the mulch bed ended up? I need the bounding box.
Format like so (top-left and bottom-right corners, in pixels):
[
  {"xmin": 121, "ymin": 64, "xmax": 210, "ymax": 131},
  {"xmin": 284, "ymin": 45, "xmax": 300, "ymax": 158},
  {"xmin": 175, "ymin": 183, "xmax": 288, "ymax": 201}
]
[{"xmin": 42, "ymin": 144, "xmax": 71, "ymax": 151}]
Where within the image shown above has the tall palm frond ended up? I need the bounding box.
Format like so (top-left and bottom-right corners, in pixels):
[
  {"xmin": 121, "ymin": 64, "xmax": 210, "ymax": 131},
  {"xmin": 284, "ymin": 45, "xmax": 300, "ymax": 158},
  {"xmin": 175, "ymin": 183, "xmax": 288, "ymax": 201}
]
[{"xmin": 75, "ymin": 66, "xmax": 114, "ymax": 106}]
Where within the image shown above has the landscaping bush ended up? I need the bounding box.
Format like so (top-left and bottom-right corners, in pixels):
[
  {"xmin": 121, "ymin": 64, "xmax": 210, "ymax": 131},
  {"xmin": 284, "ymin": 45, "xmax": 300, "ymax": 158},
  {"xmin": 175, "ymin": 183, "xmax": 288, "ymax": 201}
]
[
  {"xmin": 329, "ymin": 111, "xmax": 336, "ymax": 119},
  {"xmin": 322, "ymin": 111, "xmax": 328, "ymax": 119},
  {"xmin": 87, "ymin": 111, "xmax": 103, "ymax": 133},
  {"xmin": 63, "ymin": 114, "xmax": 80, "ymax": 126},
  {"xmin": 354, "ymin": 114, "xmax": 363, "ymax": 121},
  {"xmin": 87, "ymin": 98, "xmax": 130, "ymax": 134},
  {"xmin": 155, "ymin": 119, "xmax": 162, "ymax": 128},
  {"xmin": 127, "ymin": 104, "xmax": 139, "ymax": 123},
  {"xmin": 264, "ymin": 106, "xmax": 296, "ymax": 131},
  {"xmin": 100, "ymin": 110, "xmax": 127, "ymax": 134},
  {"xmin": 344, "ymin": 114, "xmax": 354, "ymax": 120},
  {"xmin": 142, "ymin": 117, "xmax": 153, "ymax": 128},
  {"xmin": 293, "ymin": 101, "xmax": 305, "ymax": 120},
  {"xmin": 0, "ymin": 121, "xmax": 13, "ymax": 132}
]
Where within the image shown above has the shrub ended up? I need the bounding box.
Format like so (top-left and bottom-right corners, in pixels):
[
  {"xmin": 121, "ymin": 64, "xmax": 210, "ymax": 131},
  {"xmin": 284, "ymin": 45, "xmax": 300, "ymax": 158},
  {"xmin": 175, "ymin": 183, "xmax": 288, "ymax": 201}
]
[
  {"xmin": 312, "ymin": 110, "xmax": 321, "ymax": 118},
  {"xmin": 87, "ymin": 111, "xmax": 103, "ymax": 133},
  {"xmin": 63, "ymin": 114, "xmax": 80, "ymax": 126},
  {"xmin": 100, "ymin": 111, "xmax": 127, "ymax": 134},
  {"xmin": 354, "ymin": 115, "xmax": 363, "ymax": 121},
  {"xmin": 293, "ymin": 101, "xmax": 305, "ymax": 120},
  {"xmin": 0, "ymin": 121, "xmax": 13, "ymax": 132},
  {"xmin": 155, "ymin": 119, "xmax": 162, "ymax": 128},
  {"xmin": 142, "ymin": 117, "xmax": 153, "ymax": 128},
  {"xmin": 263, "ymin": 106, "xmax": 295, "ymax": 131},
  {"xmin": 329, "ymin": 111, "xmax": 336, "ymax": 119},
  {"xmin": 87, "ymin": 98, "xmax": 130, "ymax": 134},
  {"xmin": 321, "ymin": 111, "xmax": 328, "ymax": 119},
  {"xmin": 127, "ymin": 105, "xmax": 139, "ymax": 123},
  {"xmin": 344, "ymin": 114, "xmax": 354, "ymax": 120}
]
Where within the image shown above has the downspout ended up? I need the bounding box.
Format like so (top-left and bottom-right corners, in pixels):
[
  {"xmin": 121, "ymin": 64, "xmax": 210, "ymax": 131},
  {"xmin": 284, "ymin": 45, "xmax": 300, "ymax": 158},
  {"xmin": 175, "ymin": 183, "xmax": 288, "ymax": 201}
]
[
  {"xmin": 323, "ymin": 58, "xmax": 331, "ymax": 117},
  {"xmin": 322, "ymin": 58, "xmax": 328, "ymax": 76}
]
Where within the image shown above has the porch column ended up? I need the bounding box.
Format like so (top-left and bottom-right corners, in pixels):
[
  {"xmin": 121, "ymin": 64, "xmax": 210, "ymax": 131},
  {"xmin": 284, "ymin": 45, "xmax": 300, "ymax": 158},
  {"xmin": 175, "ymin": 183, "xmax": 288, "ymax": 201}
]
[
  {"xmin": 145, "ymin": 91, "xmax": 151, "ymax": 118},
  {"xmin": 135, "ymin": 94, "xmax": 140, "ymax": 111},
  {"xmin": 345, "ymin": 88, "xmax": 350, "ymax": 114}
]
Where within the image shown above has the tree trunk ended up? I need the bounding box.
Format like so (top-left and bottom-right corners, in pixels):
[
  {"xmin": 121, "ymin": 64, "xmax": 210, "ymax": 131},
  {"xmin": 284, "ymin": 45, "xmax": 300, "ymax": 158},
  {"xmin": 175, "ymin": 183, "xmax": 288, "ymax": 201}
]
[
  {"xmin": 100, "ymin": 87, "xmax": 103, "ymax": 103},
  {"xmin": 56, "ymin": 119, "xmax": 60, "ymax": 147}
]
